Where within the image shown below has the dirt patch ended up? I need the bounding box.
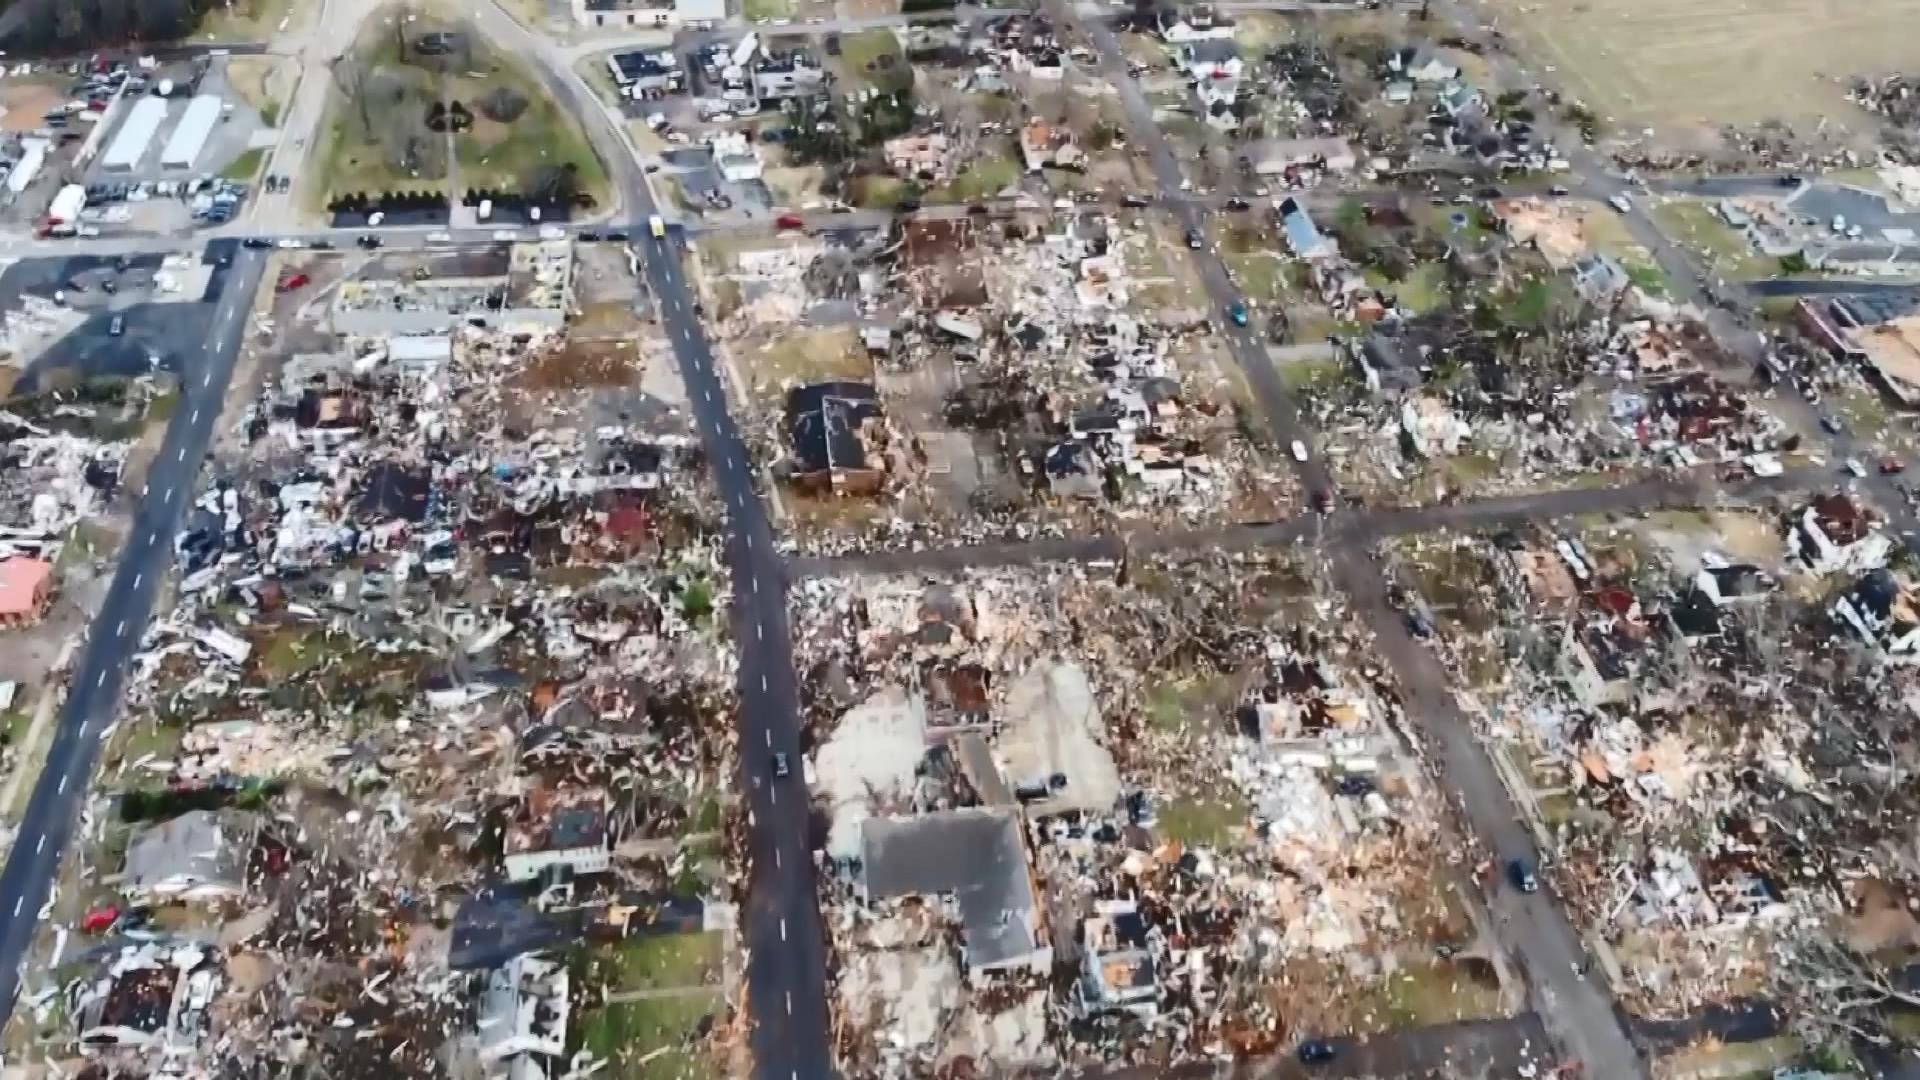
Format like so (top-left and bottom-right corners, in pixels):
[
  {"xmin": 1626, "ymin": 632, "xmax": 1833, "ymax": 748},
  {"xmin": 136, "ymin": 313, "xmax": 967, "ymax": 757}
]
[
  {"xmin": 0, "ymin": 82, "xmax": 64, "ymax": 134},
  {"xmin": 511, "ymin": 339, "xmax": 642, "ymax": 392},
  {"xmin": 226, "ymin": 57, "xmax": 291, "ymax": 125},
  {"xmin": 740, "ymin": 326, "xmax": 873, "ymax": 398}
]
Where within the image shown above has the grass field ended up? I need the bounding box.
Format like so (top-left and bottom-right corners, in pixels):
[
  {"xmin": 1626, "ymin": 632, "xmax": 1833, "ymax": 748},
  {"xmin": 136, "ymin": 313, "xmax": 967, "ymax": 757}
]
[
  {"xmin": 317, "ymin": 16, "xmax": 607, "ymax": 208},
  {"xmin": 221, "ymin": 147, "xmax": 267, "ymax": 181},
  {"xmin": 1651, "ymin": 200, "xmax": 1770, "ymax": 278},
  {"xmin": 1481, "ymin": 0, "xmax": 1920, "ymax": 147}
]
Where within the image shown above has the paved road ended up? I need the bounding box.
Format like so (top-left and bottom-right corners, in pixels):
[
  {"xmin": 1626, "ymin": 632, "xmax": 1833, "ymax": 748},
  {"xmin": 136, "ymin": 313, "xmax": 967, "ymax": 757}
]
[
  {"xmin": 1746, "ymin": 278, "xmax": 1920, "ymax": 298},
  {"xmin": 0, "ymin": 245, "xmax": 266, "ymax": 1013},
  {"xmin": 1065, "ymin": 1, "xmax": 1645, "ymax": 1073},
  {"xmin": 788, "ymin": 463, "xmax": 1824, "ymax": 580},
  {"xmin": 489, "ymin": 4, "xmax": 834, "ymax": 1075},
  {"xmin": 1073, "ymin": 1014, "xmax": 1552, "ymax": 1079},
  {"xmin": 636, "ymin": 224, "xmax": 832, "ymax": 1080}
]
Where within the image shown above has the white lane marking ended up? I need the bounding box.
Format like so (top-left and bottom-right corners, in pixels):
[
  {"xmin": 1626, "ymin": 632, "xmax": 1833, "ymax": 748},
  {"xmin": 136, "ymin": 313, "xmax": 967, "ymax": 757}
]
[
  {"xmin": 163, "ymin": 486, "xmax": 173, "ymax": 501},
  {"xmin": 134, "ymin": 573, "xmax": 143, "ymax": 588},
  {"xmin": 745, "ymin": 534, "xmax": 753, "ymax": 551},
  {"xmin": 703, "ymin": 387, "xmax": 711, "ymax": 403},
  {"xmin": 770, "ymin": 786, "xmax": 777, "ymax": 805},
  {"xmin": 775, "ymin": 848, "xmax": 782, "ymax": 868},
  {"xmin": 96, "ymin": 671, "xmax": 106, "ymax": 688},
  {"xmin": 57, "ymin": 775, "xmax": 66, "ymax": 795},
  {"xmin": 176, "ymin": 447, "xmax": 186, "ymax": 462},
  {"xmin": 761, "ymin": 674, "xmax": 768, "ymax": 692},
  {"xmin": 11, "ymin": 899, "xmax": 19, "ymax": 918},
  {"xmin": 751, "ymin": 577, "xmax": 759, "ymax": 595},
  {"xmin": 756, "ymin": 623, "xmax": 763, "ymax": 641},
  {"xmin": 785, "ymin": 992, "xmax": 793, "ymax": 1015},
  {"xmin": 34, "ymin": 836, "xmax": 44, "ymax": 854},
  {"xmin": 780, "ymin": 918, "xmax": 787, "ymax": 941},
  {"xmin": 116, "ymin": 619, "xmax": 126, "ymax": 637},
  {"xmin": 202, "ymin": 370, "xmax": 211, "ymax": 387},
  {"xmin": 764, "ymin": 728, "xmax": 771, "ymax": 746}
]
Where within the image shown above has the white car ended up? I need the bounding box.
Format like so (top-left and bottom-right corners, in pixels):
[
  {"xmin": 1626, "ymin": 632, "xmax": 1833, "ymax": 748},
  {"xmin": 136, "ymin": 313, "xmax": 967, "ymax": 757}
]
[
  {"xmin": 1291, "ymin": 440, "xmax": 1309, "ymax": 462},
  {"xmin": 426, "ymin": 231, "xmax": 453, "ymax": 243},
  {"xmin": 276, "ymin": 238, "xmax": 305, "ymax": 249},
  {"xmin": 491, "ymin": 229, "xmax": 521, "ymax": 241},
  {"xmin": 1608, "ymin": 193, "xmax": 1632, "ymax": 214}
]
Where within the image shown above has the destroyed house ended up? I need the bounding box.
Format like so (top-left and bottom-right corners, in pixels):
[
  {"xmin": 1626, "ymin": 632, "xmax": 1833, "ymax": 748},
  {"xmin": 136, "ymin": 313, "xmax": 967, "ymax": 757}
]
[
  {"xmin": 1788, "ymin": 493, "xmax": 1890, "ymax": 575},
  {"xmin": 1277, "ymin": 198, "xmax": 1330, "ymax": 260},
  {"xmin": 785, "ymin": 382, "xmax": 888, "ymax": 494},
  {"xmin": 122, "ymin": 810, "xmax": 262, "ymax": 905},
  {"xmin": 476, "ymin": 952, "xmax": 570, "ymax": 1078},
  {"xmin": 1832, "ymin": 568, "xmax": 1920, "ymax": 663},
  {"xmin": 359, "ymin": 463, "xmax": 433, "ymax": 523},
  {"xmin": 1074, "ymin": 900, "xmax": 1158, "ymax": 1018},
  {"xmin": 78, "ymin": 965, "xmax": 178, "ymax": 1047},
  {"xmin": 1694, "ymin": 564, "xmax": 1775, "ymax": 607},
  {"xmin": 860, "ymin": 809, "xmax": 1052, "ymax": 984},
  {"xmin": 504, "ymin": 786, "xmax": 612, "ymax": 884},
  {"xmin": 1559, "ymin": 622, "xmax": 1642, "ymax": 707},
  {"xmin": 74, "ymin": 945, "xmax": 220, "ymax": 1052}
]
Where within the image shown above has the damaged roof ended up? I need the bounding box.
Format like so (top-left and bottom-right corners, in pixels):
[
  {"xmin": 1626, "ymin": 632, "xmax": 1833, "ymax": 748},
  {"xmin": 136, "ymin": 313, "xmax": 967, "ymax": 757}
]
[{"xmin": 862, "ymin": 808, "xmax": 1044, "ymax": 970}]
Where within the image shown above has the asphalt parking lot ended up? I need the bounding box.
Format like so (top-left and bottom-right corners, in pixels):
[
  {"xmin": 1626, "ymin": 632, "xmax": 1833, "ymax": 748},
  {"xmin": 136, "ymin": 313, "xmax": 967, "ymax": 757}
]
[{"xmin": 3, "ymin": 250, "xmax": 223, "ymax": 393}]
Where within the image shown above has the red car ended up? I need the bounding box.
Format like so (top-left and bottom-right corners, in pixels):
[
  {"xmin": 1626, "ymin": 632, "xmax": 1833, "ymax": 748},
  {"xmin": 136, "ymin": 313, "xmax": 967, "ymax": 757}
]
[
  {"xmin": 774, "ymin": 213, "xmax": 805, "ymax": 231},
  {"xmin": 1880, "ymin": 456, "xmax": 1906, "ymax": 475},
  {"xmin": 276, "ymin": 272, "xmax": 309, "ymax": 293},
  {"xmin": 81, "ymin": 906, "xmax": 119, "ymax": 933}
]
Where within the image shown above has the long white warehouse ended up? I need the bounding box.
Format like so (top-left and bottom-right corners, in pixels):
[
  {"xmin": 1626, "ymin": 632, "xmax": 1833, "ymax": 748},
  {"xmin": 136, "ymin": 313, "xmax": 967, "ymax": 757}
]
[
  {"xmin": 6, "ymin": 139, "xmax": 47, "ymax": 194},
  {"xmin": 160, "ymin": 95, "xmax": 222, "ymax": 170},
  {"xmin": 101, "ymin": 96, "xmax": 168, "ymax": 172}
]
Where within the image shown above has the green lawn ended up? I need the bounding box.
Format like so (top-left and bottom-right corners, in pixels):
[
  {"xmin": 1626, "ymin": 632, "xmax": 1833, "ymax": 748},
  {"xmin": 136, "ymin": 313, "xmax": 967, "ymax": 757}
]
[
  {"xmin": 1625, "ymin": 261, "xmax": 1668, "ymax": 296},
  {"xmin": 602, "ymin": 933, "xmax": 723, "ymax": 993},
  {"xmin": 849, "ymin": 174, "xmax": 907, "ymax": 209},
  {"xmin": 743, "ymin": 0, "xmax": 792, "ymax": 20},
  {"xmin": 456, "ymin": 77, "xmax": 610, "ymax": 207},
  {"xmin": 1158, "ymin": 793, "xmax": 1247, "ymax": 849},
  {"xmin": 579, "ymin": 995, "xmax": 719, "ymax": 1080},
  {"xmin": 1650, "ymin": 200, "xmax": 1769, "ymax": 278},
  {"xmin": 1365, "ymin": 262, "xmax": 1448, "ymax": 314},
  {"xmin": 221, "ymin": 147, "xmax": 266, "ymax": 182},
  {"xmin": 839, "ymin": 30, "xmax": 910, "ymax": 93},
  {"xmin": 930, "ymin": 155, "xmax": 1018, "ymax": 203}
]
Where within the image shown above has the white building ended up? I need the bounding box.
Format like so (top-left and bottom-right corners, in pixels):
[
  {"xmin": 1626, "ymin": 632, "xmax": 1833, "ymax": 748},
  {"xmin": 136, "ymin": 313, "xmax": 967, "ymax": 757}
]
[
  {"xmin": 1787, "ymin": 494, "xmax": 1891, "ymax": 575},
  {"xmin": 1832, "ymin": 569, "xmax": 1920, "ymax": 664},
  {"xmin": 477, "ymin": 953, "xmax": 571, "ymax": 1080},
  {"xmin": 570, "ymin": 0, "xmax": 722, "ymax": 29},
  {"xmin": 710, "ymin": 131, "xmax": 763, "ymax": 183},
  {"xmin": 504, "ymin": 786, "xmax": 612, "ymax": 884}
]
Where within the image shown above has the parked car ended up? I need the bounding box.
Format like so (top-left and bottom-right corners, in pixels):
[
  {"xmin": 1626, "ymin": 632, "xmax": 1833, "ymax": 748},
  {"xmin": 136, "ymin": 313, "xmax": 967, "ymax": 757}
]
[
  {"xmin": 1297, "ymin": 1039, "xmax": 1338, "ymax": 1064},
  {"xmin": 1880, "ymin": 456, "xmax": 1906, "ymax": 475},
  {"xmin": 242, "ymin": 236, "xmax": 273, "ymax": 248},
  {"xmin": 1290, "ymin": 439, "xmax": 1309, "ymax": 462},
  {"xmin": 276, "ymin": 272, "xmax": 309, "ymax": 293},
  {"xmin": 775, "ymin": 212, "xmax": 805, "ymax": 231}
]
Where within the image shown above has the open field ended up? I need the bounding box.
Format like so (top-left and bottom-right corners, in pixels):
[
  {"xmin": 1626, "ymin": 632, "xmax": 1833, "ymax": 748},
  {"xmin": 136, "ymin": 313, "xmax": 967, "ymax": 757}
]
[{"xmin": 1481, "ymin": 0, "xmax": 1920, "ymax": 147}]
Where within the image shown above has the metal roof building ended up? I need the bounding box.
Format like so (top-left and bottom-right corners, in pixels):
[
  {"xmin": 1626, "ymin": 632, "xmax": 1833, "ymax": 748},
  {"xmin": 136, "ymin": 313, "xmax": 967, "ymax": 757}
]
[
  {"xmin": 160, "ymin": 95, "xmax": 223, "ymax": 170},
  {"xmin": 100, "ymin": 96, "xmax": 168, "ymax": 172}
]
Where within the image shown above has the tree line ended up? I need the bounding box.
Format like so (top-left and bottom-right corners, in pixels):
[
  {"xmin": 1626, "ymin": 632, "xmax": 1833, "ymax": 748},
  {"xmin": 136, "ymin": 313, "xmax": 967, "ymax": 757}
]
[{"xmin": 0, "ymin": 0, "xmax": 236, "ymax": 54}]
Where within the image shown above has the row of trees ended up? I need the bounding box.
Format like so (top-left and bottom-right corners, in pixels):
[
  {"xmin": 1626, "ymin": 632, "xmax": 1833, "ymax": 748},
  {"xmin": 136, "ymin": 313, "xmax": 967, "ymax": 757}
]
[{"xmin": 0, "ymin": 0, "xmax": 222, "ymax": 53}]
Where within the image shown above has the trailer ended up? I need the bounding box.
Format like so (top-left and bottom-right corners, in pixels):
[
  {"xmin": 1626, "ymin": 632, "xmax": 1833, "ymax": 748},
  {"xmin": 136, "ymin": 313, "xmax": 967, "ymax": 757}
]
[
  {"xmin": 6, "ymin": 139, "xmax": 47, "ymax": 195},
  {"xmin": 41, "ymin": 183, "xmax": 87, "ymax": 235}
]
